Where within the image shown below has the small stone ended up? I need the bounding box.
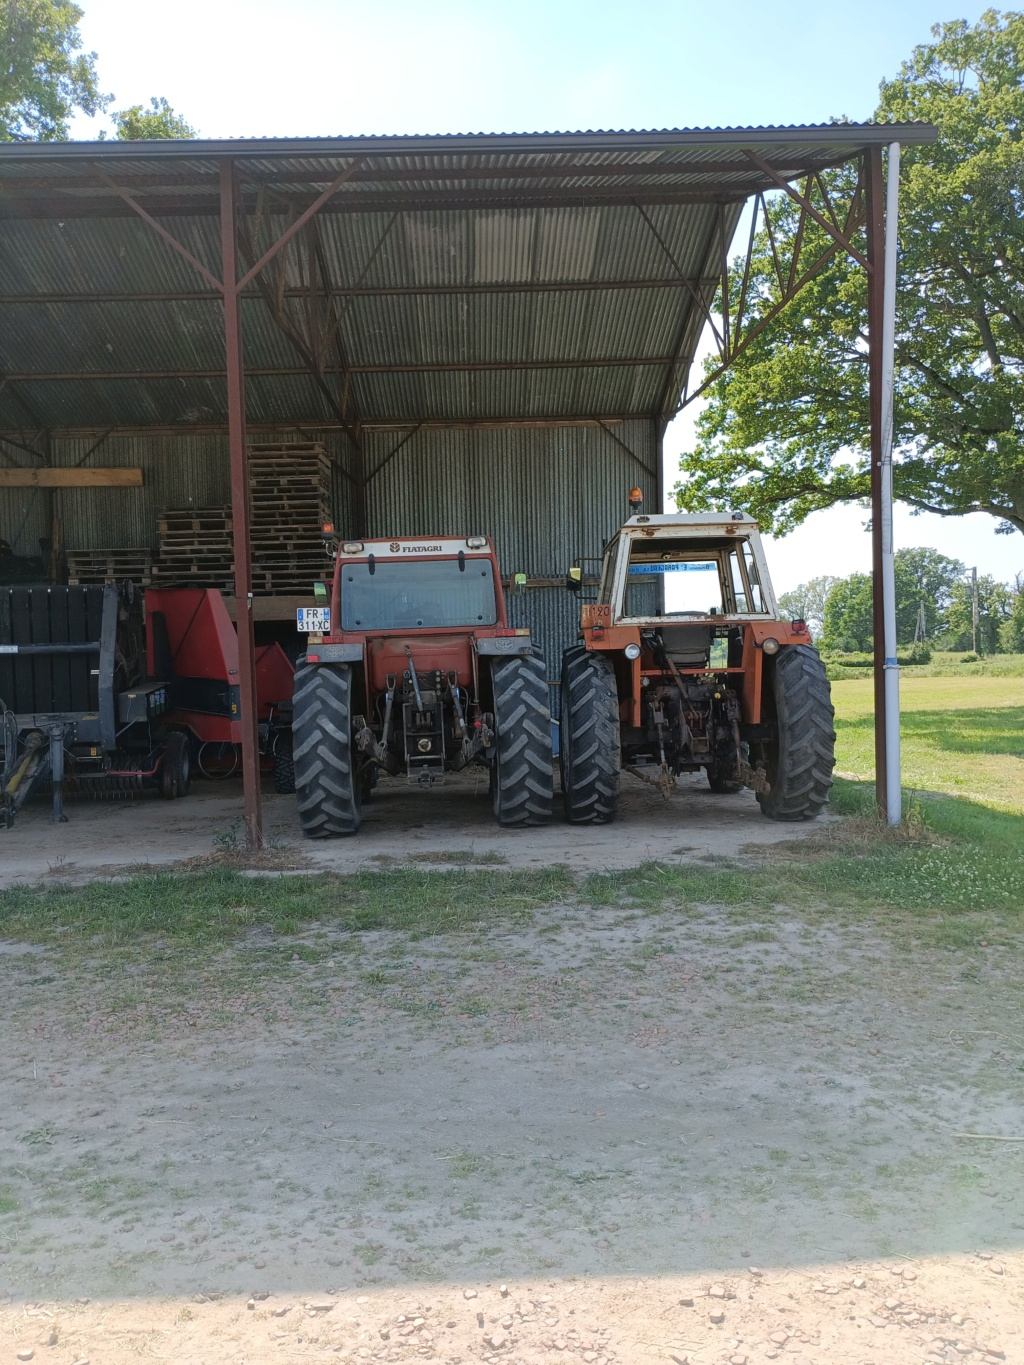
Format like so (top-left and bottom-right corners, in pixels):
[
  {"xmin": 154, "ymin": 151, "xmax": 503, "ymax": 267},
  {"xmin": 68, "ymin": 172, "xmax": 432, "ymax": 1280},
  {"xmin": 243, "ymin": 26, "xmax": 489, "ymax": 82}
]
[
  {"xmin": 484, "ymin": 1334, "xmax": 506, "ymax": 1350},
  {"xmin": 852, "ymin": 1277, "xmax": 866, "ymax": 1289},
  {"xmin": 811, "ymin": 1282, "xmax": 826, "ymax": 1292},
  {"xmin": 554, "ymin": 1339, "xmax": 567, "ymax": 1350},
  {"xmin": 272, "ymin": 1306, "xmax": 290, "ymax": 1317},
  {"xmin": 741, "ymin": 1250, "xmax": 751, "ymax": 1258},
  {"xmin": 770, "ymin": 1332, "xmax": 789, "ymax": 1346},
  {"xmin": 17, "ymin": 1352, "xmax": 35, "ymax": 1362},
  {"xmin": 501, "ymin": 1315, "xmax": 513, "ymax": 1328},
  {"xmin": 730, "ymin": 1356, "xmax": 748, "ymax": 1365},
  {"xmin": 356, "ymin": 1295, "xmax": 369, "ymax": 1304},
  {"xmin": 71, "ymin": 1360, "xmax": 89, "ymax": 1365},
  {"xmin": 978, "ymin": 1252, "xmax": 993, "ymax": 1261},
  {"xmin": 708, "ymin": 1283, "xmax": 727, "ymax": 1299},
  {"xmin": 254, "ymin": 1259, "xmax": 267, "ymax": 1269},
  {"xmin": 38, "ymin": 1333, "xmax": 58, "ymax": 1347},
  {"xmin": 799, "ymin": 1153, "xmax": 810, "ymax": 1162},
  {"xmin": 500, "ymin": 1284, "xmax": 509, "ymax": 1297},
  {"xmin": 160, "ymin": 1232, "xmax": 175, "ymax": 1242},
  {"xmin": 76, "ymin": 1298, "xmax": 90, "ymax": 1305},
  {"xmin": 670, "ymin": 1355, "xmax": 689, "ymax": 1365},
  {"xmin": 679, "ymin": 1297, "xmax": 694, "ymax": 1307},
  {"xmin": 583, "ymin": 1354, "xmax": 598, "ymax": 1363},
  {"xmin": 247, "ymin": 1298, "xmax": 256, "ymax": 1310},
  {"xmin": 951, "ymin": 1314, "xmax": 965, "ymax": 1325},
  {"xmin": 989, "ymin": 1263, "xmax": 1005, "ymax": 1275},
  {"xmin": 885, "ymin": 1298, "xmax": 901, "ymax": 1310},
  {"xmin": 903, "ymin": 1269, "xmax": 917, "ymax": 1281},
  {"xmin": 464, "ymin": 1289, "xmax": 478, "ymax": 1300},
  {"xmin": 307, "ymin": 1300, "xmax": 335, "ymax": 1313},
  {"xmin": 709, "ymin": 1310, "xmax": 725, "ymax": 1324}
]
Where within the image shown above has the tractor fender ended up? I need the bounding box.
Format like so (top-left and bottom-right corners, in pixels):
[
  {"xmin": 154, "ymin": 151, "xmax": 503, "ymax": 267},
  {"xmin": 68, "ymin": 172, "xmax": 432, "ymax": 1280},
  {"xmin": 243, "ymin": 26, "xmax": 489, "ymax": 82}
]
[
  {"xmin": 303, "ymin": 643, "xmax": 364, "ymax": 664},
  {"xmin": 475, "ymin": 636, "xmax": 533, "ymax": 656}
]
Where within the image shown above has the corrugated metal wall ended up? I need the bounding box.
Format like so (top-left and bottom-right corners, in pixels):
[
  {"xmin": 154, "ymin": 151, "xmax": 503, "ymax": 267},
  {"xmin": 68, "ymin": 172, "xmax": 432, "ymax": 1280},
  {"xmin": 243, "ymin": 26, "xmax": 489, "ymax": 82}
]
[
  {"xmin": 1, "ymin": 418, "xmax": 656, "ymax": 701},
  {"xmin": 360, "ymin": 419, "xmax": 657, "ymax": 695}
]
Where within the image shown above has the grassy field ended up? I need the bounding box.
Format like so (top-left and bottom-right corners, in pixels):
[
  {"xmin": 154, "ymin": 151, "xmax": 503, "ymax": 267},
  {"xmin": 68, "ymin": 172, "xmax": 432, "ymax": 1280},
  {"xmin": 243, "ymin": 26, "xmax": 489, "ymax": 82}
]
[{"xmin": 831, "ymin": 673, "xmax": 1024, "ymax": 813}]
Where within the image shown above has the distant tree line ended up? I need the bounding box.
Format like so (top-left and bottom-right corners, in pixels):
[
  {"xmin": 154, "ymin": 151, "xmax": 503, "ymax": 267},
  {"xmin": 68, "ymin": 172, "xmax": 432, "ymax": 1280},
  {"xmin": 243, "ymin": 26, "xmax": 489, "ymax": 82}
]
[{"xmin": 778, "ymin": 547, "xmax": 1024, "ymax": 655}]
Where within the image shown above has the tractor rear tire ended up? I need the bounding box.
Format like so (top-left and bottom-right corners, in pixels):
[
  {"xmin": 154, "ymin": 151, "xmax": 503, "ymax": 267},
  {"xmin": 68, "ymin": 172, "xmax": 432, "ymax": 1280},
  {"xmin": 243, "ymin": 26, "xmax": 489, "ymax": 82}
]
[
  {"xmin": 490, "ymin": 654, "xmax": 553, "ymax": 826},
  {"xmin": 756, "ymin": 645, "xmax": 835, "ymax": 822},
  {"xmin": 560, "ymin": 647, "xmax": 620, "ymax": 823},
  {"xmin": 292, "ymin": 663, "xmax": 362, "ymax": 837}
]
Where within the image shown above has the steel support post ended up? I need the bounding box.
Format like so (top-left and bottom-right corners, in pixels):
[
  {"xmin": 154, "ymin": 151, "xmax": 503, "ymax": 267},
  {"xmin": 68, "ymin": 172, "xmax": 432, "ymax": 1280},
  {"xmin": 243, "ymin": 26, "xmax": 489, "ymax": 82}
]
[
  {"xmin": 220, "ymin": 160, "xmax": 264, "ymax": 850},
  {"xmin": 880, "ymin": 143, "xmax": 902, "ymax": 826},
  {"xmin": 865, "ymin": 146, "xmax": 887, "ymax": 818}
]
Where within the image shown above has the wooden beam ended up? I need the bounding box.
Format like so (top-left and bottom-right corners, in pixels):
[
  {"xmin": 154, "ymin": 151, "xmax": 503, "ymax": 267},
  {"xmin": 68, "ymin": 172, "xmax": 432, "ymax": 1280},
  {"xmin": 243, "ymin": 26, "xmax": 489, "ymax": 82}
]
[{"xmin": 0, "ymin": 466, "xmax": 142, "ymax": 487}]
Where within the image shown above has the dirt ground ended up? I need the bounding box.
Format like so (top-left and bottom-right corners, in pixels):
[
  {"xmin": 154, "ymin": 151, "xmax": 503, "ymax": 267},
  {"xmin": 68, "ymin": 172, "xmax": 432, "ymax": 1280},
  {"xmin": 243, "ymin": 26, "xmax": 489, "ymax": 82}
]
[
  {"xmin": 1, "ymin": 877, "xmax": 1022, "ymax": 1365},
  {"xmin": 0, "ymin": 770, "xmax": 825, "ymax": 887}
]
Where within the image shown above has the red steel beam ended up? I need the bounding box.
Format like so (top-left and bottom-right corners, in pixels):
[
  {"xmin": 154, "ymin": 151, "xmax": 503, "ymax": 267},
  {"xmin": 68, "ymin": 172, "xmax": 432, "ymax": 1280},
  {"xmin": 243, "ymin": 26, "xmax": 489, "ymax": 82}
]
[{"xmin": 220, "ymin": 160, "xmax": 263, "ymax": 851}]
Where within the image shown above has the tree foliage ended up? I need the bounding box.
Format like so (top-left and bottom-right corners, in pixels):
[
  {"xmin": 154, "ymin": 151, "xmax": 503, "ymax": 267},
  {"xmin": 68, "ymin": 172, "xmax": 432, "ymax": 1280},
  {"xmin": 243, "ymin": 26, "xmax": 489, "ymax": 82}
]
[
  {"xmin": 113, "ymin": 96, "xmax": 194, "ymax": 140},
  {"xmin": 675, "ymin": 10, "xmax": 1024, "ymax": 539},
  {"xmin": 777, "ymin": 575, "xmax": 841, "ymax": 636},
  {"xmin": 818, "ymin": 547, "xmax": 966, "ymax": 648},
  {"xmin": 0, "ymin": 0, "xmax": 106, "ymax": 140}
]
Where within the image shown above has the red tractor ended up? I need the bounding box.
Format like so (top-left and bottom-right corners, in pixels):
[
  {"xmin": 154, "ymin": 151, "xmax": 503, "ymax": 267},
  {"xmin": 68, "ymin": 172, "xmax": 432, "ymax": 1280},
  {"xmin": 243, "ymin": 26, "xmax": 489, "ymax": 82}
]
[
  {"xmin": 291, "ymin": 534, "xmax": 552, "ymax": 837},
  {"xmin": 561, "ymin": 500, "xmax": 835, "ymax": 823}
]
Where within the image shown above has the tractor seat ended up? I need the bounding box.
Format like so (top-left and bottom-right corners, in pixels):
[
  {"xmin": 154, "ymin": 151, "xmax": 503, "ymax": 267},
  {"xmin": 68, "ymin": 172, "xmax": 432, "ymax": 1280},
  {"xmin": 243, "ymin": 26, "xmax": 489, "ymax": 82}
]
[{"xmin": 658, "ymin": 624, "xmax": 712, "ymax": 667}]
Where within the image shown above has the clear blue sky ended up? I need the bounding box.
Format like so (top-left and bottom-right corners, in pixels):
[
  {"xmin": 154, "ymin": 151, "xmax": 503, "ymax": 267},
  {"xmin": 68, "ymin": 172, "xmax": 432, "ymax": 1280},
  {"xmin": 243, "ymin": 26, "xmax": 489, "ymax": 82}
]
[{"xmin": 69, "ymin": 0, "xmax": 1022, "ymax": 593}]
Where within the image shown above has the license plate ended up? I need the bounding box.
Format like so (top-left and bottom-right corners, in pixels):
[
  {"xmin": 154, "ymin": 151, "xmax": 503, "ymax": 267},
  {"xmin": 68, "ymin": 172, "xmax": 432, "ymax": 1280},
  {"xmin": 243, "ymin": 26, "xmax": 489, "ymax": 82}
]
[{"xmin": 296, "ymin": 607, "xmax": 330, "ymax": 633}]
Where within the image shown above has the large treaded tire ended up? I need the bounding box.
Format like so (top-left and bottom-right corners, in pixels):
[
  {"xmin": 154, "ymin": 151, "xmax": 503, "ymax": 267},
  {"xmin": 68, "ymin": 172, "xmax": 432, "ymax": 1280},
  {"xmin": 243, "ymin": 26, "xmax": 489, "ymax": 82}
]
[
  {"xmin": 292, "ymin": 663, "xmax": 362, "ymax": 837},
  {"xmin": 273, "ymin": 733, "xmax": 295, "ymax": 795},
  {"xmin": 559, "ymin": 647, "xmax": 620, "ymax": 824},
  {"xmin": 757, "ymin": 644, "xmax": 835, "ymax": 822},
  {"xmin": 490, "ymin": 654, "xmax": 553, "ymax": 827}
]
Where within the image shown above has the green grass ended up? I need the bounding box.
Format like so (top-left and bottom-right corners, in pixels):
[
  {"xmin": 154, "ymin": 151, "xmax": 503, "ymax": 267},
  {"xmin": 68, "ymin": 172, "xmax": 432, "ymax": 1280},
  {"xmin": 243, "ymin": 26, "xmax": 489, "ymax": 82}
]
[{"xmin": 831, "ymin": 674, "xmax": 1024, "ymax": 812}]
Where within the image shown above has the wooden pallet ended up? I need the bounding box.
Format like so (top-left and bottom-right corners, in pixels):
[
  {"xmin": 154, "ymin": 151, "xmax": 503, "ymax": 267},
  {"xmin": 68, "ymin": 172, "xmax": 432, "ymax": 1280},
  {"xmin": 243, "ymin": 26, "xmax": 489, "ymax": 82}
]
[{"xmin": 66, "ymin": 548, "xmax": 154, "ymax": 586}]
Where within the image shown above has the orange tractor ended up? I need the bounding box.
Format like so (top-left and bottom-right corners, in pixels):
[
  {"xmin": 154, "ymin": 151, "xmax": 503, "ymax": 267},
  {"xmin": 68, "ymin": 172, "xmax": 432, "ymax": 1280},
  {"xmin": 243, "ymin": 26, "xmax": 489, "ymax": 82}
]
[
  {"xmin": 561, "ymin": 497, "xmax": 835, "ymax": 823},
  {"xmin": 290, "ymin": 534, "xmax": 552, "ymax": 837}
]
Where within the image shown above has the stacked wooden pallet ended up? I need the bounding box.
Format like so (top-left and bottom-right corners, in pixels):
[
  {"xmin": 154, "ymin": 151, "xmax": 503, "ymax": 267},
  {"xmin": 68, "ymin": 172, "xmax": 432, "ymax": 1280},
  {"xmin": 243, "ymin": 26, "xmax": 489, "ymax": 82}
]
[
  {"xmin": 248, "ymin": 442, "xmax": 332, "ymax": 595},
  {"xmin": 151, "ymin": 443, "xmax": 332, "ymax": 594},
  {"xmin": 67, "ymin": 547, "xmax": 153, "ymax": 586},
  {"xmin": 152, "ymin": 507, "xmax": 234, "ymax": 590}
]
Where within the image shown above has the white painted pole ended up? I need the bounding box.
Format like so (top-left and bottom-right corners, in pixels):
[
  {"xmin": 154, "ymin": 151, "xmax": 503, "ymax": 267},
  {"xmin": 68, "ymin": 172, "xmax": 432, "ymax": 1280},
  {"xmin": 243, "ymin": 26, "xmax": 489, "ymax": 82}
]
[{"xmin": 881, "ymin": 142, "xmax": 901, "ymax": 825}]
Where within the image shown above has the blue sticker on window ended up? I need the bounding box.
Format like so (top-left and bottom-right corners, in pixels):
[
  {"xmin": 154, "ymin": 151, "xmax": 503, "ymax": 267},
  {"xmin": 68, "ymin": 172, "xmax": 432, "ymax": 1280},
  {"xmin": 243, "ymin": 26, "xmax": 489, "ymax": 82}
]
[{"xmin": 628, "ymin": 562, "xmax": 718, "ymax": 575}]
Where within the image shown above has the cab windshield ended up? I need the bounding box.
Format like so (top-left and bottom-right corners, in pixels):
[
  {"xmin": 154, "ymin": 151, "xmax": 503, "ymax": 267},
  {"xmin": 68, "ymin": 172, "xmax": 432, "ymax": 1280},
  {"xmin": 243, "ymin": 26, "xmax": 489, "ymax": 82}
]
[
  {"xmin": 339, "ymin": 558, "xmax": 498, "ymax": 630},
  {"xmin": 620, "ymin": 536, "xmax": 767, "ymax": 618}
]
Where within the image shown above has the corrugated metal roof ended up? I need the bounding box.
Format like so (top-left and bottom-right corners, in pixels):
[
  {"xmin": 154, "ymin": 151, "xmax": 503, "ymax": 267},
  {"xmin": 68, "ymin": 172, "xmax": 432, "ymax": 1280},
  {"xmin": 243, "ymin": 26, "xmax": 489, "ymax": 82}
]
[{"xmin": 0, "ymin": 124, "xmax": 935, "ymax": 434}]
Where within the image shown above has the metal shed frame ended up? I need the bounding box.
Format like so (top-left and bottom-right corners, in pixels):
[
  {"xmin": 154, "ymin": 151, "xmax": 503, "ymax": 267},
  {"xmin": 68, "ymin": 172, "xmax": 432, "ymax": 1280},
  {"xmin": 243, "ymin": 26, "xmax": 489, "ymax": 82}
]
[{"xmin": 0, "ymin": 123, "xmax": 936, "ymax": 846}]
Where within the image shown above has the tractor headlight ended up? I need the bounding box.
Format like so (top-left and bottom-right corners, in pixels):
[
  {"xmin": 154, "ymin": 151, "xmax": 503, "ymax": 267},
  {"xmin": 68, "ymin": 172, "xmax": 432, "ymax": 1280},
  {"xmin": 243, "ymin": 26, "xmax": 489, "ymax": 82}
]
[
  {"xmin": 761, "ymin": 637, "xmax": 780, "ymax": 655},
  {"xmin": 342, "ymin": 541, "xmax": 364, "ymax": 555},
  {"xmin": 466, "ymin": 536, "xmax": 488, "ymax": 549},
  {"xmin": 624, "ymin": 643, "xmax": 641, "ymax": 660}
]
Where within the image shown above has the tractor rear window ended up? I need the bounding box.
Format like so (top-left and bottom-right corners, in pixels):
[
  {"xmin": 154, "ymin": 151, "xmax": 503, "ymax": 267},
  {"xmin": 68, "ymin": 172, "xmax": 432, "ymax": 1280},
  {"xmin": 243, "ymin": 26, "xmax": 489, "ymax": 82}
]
[
  {"xmin": 340, "ymin": 558, "xmax": 498, "ymax": 630},
  {"xmin": 622, "ymin": 538, "xmax": 768, "ymax": 618}
]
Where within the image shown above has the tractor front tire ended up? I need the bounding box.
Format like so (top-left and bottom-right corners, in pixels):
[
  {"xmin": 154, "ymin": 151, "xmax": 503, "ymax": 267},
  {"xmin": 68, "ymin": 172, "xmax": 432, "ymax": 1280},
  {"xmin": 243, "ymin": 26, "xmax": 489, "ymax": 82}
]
[
  {"xmin": 756, "ymin": 645, "xmax": 835, "ymax": 822},
  {"xmin": 560, "ymin": 647, "xmax": 620, "ymax": 823},
  {"xmin": 292, "ymin": 663, "xmax": 362, "ymax": 837},
  {"xmin": 490, "ymin": 654, "xmax": 553, "ymax": 827}
]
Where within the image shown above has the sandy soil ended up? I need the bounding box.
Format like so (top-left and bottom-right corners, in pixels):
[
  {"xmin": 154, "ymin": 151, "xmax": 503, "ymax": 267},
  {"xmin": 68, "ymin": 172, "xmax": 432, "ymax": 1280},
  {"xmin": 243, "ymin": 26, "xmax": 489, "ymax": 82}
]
[
  {"xmin": 0, "ymin": 771, "xmax": 827, "ymax": 887},
  {"xmin": 1, "ymin": 895, "xmax": 1021, "ymax": 1364}
]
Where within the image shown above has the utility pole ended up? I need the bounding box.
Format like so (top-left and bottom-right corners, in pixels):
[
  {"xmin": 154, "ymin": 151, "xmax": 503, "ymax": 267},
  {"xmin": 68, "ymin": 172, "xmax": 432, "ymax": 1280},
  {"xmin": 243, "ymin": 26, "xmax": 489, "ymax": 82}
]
[{"xmin": 971, "ymin": 566, "xmax": 979, "ymax": 654}]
